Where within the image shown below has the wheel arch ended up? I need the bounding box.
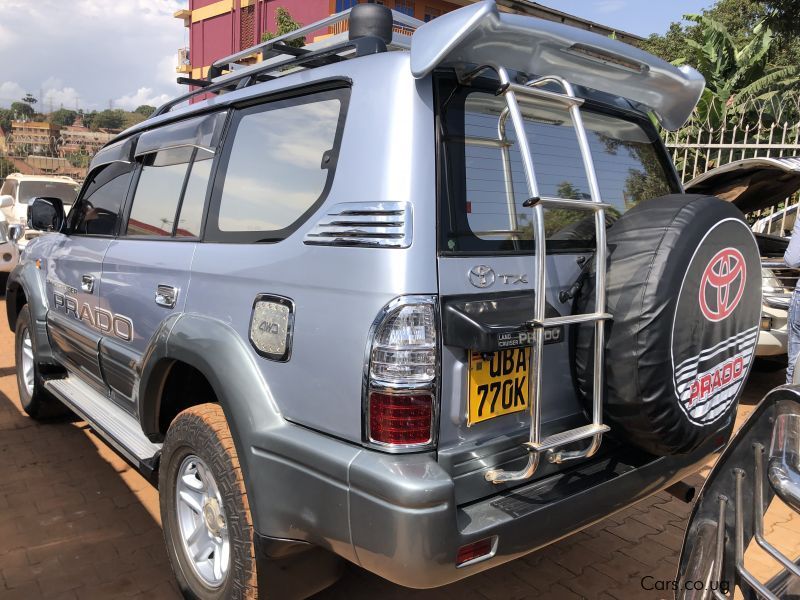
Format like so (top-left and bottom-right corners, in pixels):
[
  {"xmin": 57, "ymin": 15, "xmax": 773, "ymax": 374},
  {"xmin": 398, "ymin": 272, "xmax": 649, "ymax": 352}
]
[
  {"xmin": 6, "ymin": 263, "xmax": 57, "ymax": 365},
  {"xmin": 139, "ymin": 313, "xmax": 283, "ymax": 438},
  {"xmin": 139, "ymin": 314, "xmax": 284, "ymax": 532},
  {"xmin": 6, "ymin": 263, "xmax": 45, "ymax": 332}
]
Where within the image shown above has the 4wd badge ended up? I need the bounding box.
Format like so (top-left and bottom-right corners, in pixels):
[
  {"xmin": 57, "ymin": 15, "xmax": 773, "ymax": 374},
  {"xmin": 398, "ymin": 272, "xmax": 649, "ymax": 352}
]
[{"xmin": 249, "ymin": 295, "xmax": 295, "ymax": 362}]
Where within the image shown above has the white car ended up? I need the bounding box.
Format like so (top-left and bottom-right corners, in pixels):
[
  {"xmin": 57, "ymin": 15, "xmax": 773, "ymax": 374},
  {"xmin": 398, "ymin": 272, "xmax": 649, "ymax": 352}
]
[
  {"xmin": 685, "ymin": 157, "xmax": 800, "ymax": 357},
  {"xmin": 0, "ymin": 200, "xmax": 22, "ymax": 286},
  {"xmin": 0, "ymin": 173, "xmax": 79, "ymax": 244}
]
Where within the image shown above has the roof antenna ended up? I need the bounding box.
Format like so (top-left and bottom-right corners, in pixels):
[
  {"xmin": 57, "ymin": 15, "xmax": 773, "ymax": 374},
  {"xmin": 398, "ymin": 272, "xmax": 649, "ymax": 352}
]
[{"xmin": 348, "ymin": 3, "xmax": 393, "ymax": 56}]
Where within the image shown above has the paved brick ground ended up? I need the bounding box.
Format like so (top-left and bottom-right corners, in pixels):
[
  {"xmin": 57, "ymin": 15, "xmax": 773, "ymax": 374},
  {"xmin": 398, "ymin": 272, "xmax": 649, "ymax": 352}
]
[{"xmin": 0, "ymin": 296, "xmax": 794, "ymax": 599}]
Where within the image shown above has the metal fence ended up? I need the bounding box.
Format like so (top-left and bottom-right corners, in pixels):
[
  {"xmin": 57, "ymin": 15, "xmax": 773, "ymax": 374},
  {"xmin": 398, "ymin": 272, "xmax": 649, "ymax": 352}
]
[{"xmin": 663, "ymin": 95, "xmax": 800, "ymax": 232}]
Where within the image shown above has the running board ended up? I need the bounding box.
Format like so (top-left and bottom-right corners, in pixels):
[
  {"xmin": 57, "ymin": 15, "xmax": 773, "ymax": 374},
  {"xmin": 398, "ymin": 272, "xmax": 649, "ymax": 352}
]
[
  {"xmin": 45, "ymin": 376, "xmax": 161, "ymax": 464},
  {"xmin": 526, "ymin": 423, "xmax": 610, "ymax": 453}
]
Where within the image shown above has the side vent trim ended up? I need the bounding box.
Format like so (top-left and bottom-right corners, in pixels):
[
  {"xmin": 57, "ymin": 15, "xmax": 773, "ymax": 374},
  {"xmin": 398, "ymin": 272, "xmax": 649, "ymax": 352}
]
[{"xmin": 304, "ymin": 201, "xmax": 413, "ymax": 248}]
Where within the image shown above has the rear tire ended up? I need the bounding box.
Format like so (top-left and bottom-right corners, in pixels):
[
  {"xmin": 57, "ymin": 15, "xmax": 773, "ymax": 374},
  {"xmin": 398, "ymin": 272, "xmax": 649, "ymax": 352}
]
[
  {"xmin": 15, "ymin": 304, "xmax": 66, "ymax": 419},
  {"xmin": 160, "ymin": 404, "xmax": 259, "ymax": 600}
]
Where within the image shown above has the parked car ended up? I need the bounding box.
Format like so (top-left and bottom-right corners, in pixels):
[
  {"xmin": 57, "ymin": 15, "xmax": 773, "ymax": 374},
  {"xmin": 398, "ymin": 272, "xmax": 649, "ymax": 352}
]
[
  {"xmin": 4, "ymin": 3, "xmax": 764, "ymax": 597},
  {"xmin": 685, "ymin": 157, "xmax": 800, "ymax": 358},
  {"xmin": 0, "ymin": 173, "xmax": 79, "ymax": 244},
  {"xmin": 754, "ymin": 203, "xmax": 798, "ymax": 237},
  {"xmin": 0, "ymin": 200, "xmax": 23, "ymax": 288},
  {"xmin": 677, "ymin": 381, "xmax": 800, "ymax": 598}
]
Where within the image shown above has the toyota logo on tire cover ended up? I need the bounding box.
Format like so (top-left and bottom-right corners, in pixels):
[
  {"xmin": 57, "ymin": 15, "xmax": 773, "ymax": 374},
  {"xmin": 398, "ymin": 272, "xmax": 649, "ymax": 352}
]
[
  {"xmin": 699, "ymin": 248, "xmax": 746, "ymax": 322},
  {"xmin": 671, "ymin": 220, "xmax": 761, "ymax": 427}
]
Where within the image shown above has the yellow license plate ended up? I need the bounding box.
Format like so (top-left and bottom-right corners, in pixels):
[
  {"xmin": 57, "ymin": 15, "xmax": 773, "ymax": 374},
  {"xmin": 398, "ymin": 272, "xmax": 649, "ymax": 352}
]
[{"xmin": 468, "ymin": 348, "xmax": 530, "ymax": 425}]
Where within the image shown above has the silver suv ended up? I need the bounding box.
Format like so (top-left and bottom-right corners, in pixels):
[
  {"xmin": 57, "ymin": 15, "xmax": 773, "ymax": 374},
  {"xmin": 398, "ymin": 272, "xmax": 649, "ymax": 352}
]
[{"xmin": 5, "ymin": 2, "xmax": 764, "ymax": 597}]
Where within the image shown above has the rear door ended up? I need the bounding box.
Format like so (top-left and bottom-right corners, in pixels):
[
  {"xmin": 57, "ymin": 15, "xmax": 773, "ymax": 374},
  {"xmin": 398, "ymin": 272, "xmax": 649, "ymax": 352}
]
[
  {"xmin": 99, "ymin": 113, "xmax": 224, "ymax": 413},
  {"xmin": 434, "ymin": 74, "xmax": 681, "ymax": 502},
  {"xmin": 46, "ymin": 161, "xmax": 136, "ymax": 388}
]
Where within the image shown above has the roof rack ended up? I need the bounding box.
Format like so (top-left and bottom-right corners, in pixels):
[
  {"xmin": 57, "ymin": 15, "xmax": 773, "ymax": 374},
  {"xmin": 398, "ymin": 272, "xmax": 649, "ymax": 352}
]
[
  {"xmin": 151, "ymin": 1, "xmax": 703, "ymax": 130},
  {"xmin": 156, "ymin": 6, "xmax": 424, "ymax": 117}
]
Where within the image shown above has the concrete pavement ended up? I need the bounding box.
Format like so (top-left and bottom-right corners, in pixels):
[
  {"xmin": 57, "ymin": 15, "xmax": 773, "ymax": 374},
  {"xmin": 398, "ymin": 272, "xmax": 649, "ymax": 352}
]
[{"xmin": 0, "ymin": 297, "xmax": 795, "ymax": 599}]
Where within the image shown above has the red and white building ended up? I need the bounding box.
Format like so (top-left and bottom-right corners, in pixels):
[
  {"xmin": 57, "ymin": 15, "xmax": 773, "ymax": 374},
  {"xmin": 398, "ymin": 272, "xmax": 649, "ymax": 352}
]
[{"xmin": 175, "ymin": 0, "xmax": 641, "ymax": 81}]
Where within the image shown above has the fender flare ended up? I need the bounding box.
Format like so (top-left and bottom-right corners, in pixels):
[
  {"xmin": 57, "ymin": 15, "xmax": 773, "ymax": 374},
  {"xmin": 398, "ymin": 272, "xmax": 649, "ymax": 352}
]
[
  {"xmin": 138, "ymin": 313, "xmax": 284, "ymax": 530},
  {"xmin": 6, "ymin": 262, "xmax": 57, "ymax": 364},
  {"xmin": 6, "ymin": 262, "xmax": 48, "ymax": 329}
]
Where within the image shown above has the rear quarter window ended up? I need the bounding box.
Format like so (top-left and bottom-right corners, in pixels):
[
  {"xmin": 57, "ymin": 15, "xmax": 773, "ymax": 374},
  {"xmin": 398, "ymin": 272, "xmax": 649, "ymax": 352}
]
[{"xmin": 205, "ymin": 87, "xmax": 350, "ymax": 243}]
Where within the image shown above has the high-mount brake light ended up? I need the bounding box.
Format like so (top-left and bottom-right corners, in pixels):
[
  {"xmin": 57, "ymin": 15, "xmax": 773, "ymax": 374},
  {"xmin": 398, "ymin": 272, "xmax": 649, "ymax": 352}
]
[{"xmin": 364, "ymin": 296, "xmax": 438, "ymax": 450}]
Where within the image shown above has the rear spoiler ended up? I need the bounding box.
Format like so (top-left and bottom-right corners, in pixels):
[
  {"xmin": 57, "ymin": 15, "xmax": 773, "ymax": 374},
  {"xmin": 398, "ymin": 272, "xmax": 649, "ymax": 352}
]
[{"xmin": 409, "ymin": 0, "xmax": 704, "ymax": 131}]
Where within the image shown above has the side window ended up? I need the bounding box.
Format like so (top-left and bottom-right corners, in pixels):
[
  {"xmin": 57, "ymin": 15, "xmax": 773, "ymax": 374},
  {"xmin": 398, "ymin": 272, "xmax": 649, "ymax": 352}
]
[
  {"xmin": 70, "ymin": 162, "xmax": 135, "ymax": 236},
  {"xmin": 126, "ymin": 147, "xmax": 192, "ymax": 237},
  {"xmin": 0, "ymin": 179, "xmax": 17, "ymax": 198},
  {"xmin": 175, "ymin": 149, "xmax": 213, "ymax": 237},
  {"xmin": 206, "ymin": 87, "xmax": 349, "ymax": 243}
]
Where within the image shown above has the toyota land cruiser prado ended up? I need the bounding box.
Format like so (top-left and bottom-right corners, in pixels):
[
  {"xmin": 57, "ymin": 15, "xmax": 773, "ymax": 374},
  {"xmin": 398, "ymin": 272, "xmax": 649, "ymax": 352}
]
[{"xmin": 5, "ymin": 3, "xmax": 763, "ymax": 597}]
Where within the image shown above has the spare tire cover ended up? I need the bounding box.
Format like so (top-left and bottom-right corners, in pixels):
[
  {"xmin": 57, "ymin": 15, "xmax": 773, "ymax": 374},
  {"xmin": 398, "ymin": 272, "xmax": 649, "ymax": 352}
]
[{"xmin": 575, "ymin": 194, "xmax": 761, "ymax": 455}]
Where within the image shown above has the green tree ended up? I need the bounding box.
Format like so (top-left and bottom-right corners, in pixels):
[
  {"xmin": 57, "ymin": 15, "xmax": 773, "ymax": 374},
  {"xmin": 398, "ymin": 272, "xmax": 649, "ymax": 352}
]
[
  {"xmin": 122, "ymin": 111, "xmax": 148, "ymax": 129},
  {"xmin": 65, "ymin": 151, "xmax": 90, "ymax": 169},
  {"xmin": 134, "ymin": 105, "xmax": 156, "ymax": 117},
  {"xmin": 0, "ymin": 109, "xmax": 13, "ymax": 133},
  {"xmin": 50, "ymin": 108, "xmax": 78, "ymax": 127},
  {"xmin": 760, "ymin": 0, "xmax": 800, "ymax": 37},
  {"xmin": 92, "ymin": 109, "xmax": 126, "ymax": 130},
  {"xmin": 261, "ymin": 7, "xmax": 305, "ymax": 48},
  {"xmin": 0, "ymin": 156, "xmax": 16, "ymax": 178},
  {"xmin": 682, "ymin": 13, "xmax": 798, "ymax": 127},
  {"xmin": 10, "ymin": 101, "xmax": 34, "ymax": 119},
  {"xmin": 639, "ymin": 22, "xmax": 694, "ymax": 64}
]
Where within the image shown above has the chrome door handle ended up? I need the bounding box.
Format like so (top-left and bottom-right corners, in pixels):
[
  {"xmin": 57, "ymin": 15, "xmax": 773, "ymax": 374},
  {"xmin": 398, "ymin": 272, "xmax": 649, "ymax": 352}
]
[
  {"xmin": 81, "ymin": 274, "xmax": 95, "ymax": 293},
  {"xmin": 155, "ymin": 284, "xmax": 178, "ymax": 309}
]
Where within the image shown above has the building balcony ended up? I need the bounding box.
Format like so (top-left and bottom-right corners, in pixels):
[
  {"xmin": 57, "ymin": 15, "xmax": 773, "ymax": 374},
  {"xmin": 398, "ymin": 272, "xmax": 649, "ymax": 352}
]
[
  {"xmin": 174, "ymin": 8, "xmax": 191, "ymax": 27},
  {"xmin": 325, "ymin": 15, "xmax": 415, "ymax": 39}
]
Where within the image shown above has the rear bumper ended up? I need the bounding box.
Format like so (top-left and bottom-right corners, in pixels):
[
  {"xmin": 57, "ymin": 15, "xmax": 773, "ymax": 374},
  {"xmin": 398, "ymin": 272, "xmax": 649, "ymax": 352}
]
[
  {"xmin": 757, "ymin": 305, "xmax": 788, "ymax": 356},
  {"xmin": 757, "ymin": 328, "xmax": 788, "ymax": 356},
  {"xmin": 246, "ymin": 422, "xmax": 722, "ymax": 589}
]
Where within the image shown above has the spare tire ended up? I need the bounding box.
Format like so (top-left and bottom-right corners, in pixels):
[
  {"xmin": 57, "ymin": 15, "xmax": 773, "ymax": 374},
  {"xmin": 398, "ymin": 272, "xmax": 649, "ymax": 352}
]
[{"xmin": 575, "ymin": 194, "xmax": 761, "ymax": 455}]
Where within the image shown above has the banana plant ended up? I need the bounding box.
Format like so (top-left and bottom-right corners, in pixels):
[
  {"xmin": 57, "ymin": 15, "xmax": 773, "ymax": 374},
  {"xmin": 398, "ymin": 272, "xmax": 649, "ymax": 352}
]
[{"xmin": 679, "ymin": 14, "xmax": 799, "ymax": 128}]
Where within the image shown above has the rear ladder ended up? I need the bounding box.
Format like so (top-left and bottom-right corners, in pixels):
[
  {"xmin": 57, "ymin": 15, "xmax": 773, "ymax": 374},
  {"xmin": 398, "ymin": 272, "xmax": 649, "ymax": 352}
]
[{"xmin": 483, "ymin": 70, "xmax": 611, "ymax": 484}]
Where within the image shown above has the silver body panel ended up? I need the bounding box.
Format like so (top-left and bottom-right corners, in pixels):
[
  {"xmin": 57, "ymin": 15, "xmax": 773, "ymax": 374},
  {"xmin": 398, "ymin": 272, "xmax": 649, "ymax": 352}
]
[
  {"xmin": 4, "ymin": 4, "xmax": 724, "ymax": 588},
  {"xmin": 437, "ymin": 254, "xmax": 587, "ymax": 448}
]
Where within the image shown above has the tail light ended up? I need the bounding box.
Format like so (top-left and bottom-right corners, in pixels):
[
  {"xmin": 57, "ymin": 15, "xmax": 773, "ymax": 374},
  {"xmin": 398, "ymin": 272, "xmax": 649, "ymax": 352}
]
[{"xmin": 364, "ymin": 296, "xmax": 438, "ymax": 450}]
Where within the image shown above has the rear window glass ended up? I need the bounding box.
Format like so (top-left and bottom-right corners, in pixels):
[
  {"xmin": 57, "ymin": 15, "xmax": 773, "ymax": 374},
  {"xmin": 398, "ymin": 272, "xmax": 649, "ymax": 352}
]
[
  {"xmin": 438, "ymin": 80, "xmax": 679, "ymax": 253},
  {"xmin": 18, "ymin": 181, "xmax": 78, "ymax": 206}
]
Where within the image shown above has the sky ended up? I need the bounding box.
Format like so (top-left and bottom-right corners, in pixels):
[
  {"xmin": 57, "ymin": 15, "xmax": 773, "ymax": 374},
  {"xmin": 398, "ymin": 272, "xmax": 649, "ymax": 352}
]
[
  {"xmin": 0, "ymin": 0, "xmax": 713, "ymax": 114},
  {"xmin": 540, "ymin": 0, "xmax": 715, "ymax": 37}
]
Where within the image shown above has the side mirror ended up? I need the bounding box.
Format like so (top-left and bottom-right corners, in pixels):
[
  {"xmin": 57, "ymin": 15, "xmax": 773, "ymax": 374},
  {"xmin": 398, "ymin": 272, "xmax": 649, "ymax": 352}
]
[
  {"xmin": 0, "ymin": 195, "xmax": 13, "ymax": 209},
  {"xmin": 8, "ymin": 224, "xmax": 24, "ymax": 243},
  {"xmin": 28, "ymin": 197, "xmax": 65, "ymax": 233}
]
